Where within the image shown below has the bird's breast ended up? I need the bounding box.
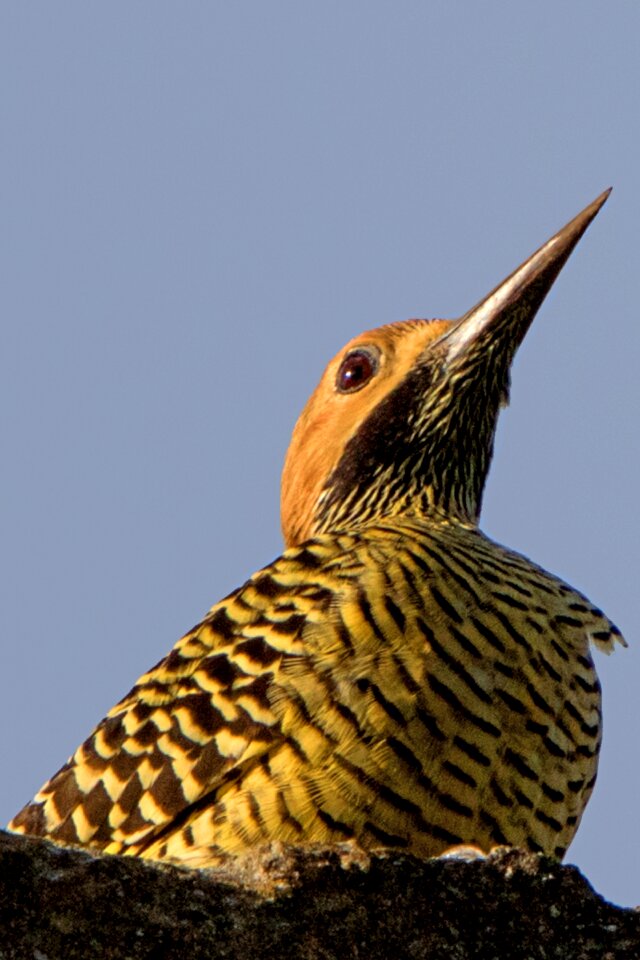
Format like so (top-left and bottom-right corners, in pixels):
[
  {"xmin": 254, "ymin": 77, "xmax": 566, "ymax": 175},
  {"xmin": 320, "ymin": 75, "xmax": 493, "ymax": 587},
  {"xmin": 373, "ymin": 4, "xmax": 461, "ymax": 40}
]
[{"xmin": 260, "ymin": 521, "xmax": 618, "ymax": 861}]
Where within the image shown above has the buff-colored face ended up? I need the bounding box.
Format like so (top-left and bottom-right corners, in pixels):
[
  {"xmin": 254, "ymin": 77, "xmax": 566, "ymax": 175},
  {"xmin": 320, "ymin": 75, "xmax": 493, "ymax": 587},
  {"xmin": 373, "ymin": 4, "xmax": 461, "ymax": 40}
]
[{"xmin": 281, "ymin": 319, "xmax": 453, "ymax": 547}]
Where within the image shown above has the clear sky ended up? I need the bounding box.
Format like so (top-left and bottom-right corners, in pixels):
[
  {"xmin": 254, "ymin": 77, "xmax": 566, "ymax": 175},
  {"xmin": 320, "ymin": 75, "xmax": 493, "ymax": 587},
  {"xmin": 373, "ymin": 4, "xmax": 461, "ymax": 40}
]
[{"xmin": 2, "ymin": 3, "xmax": 638, "ymax": 907}]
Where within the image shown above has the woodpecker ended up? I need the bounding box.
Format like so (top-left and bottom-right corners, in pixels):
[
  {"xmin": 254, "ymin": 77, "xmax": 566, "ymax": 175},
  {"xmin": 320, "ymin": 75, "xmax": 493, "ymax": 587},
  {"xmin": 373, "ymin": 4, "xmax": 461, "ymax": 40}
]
[{"xmin": 10, "ymin": 190, "xmax": 624, "ymax": 867}]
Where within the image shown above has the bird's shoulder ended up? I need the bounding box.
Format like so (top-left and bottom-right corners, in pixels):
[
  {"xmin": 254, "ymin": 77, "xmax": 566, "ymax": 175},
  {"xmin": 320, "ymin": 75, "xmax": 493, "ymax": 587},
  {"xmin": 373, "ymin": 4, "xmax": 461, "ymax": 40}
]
[{"xmin": 7, "ymin": 532, "xmax": 386, "ymax": 848}]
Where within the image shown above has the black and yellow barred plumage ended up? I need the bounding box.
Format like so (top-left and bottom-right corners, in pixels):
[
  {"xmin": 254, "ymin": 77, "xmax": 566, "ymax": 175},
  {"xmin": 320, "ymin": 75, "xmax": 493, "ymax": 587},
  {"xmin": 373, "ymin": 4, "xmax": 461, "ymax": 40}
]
[{"xmin": 9, "ymin": 191, "xmax": 624, "ymax": 866}]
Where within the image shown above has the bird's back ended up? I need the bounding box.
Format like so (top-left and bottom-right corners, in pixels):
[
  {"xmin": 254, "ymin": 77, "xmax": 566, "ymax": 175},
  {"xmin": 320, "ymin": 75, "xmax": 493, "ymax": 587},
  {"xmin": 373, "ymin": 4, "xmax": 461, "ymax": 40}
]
[{"xmin": 10, "ymin": 519, "xmax": 621, "ymax": 866}]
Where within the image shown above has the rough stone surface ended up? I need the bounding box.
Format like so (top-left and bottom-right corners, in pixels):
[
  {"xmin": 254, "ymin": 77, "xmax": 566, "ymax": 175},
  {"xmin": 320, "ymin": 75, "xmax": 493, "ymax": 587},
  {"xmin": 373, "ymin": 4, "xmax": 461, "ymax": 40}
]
[{"xmin": 0, "ymin": 830, "xmax": 638, "ymax": 959}]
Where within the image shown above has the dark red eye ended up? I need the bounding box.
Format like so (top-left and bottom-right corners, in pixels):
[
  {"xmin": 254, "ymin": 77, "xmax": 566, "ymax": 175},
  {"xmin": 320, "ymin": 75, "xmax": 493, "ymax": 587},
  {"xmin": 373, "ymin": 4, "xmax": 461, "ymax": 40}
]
[{"xmin": 336, "ymin": 348, "xmax": 379, "ymax": 393}]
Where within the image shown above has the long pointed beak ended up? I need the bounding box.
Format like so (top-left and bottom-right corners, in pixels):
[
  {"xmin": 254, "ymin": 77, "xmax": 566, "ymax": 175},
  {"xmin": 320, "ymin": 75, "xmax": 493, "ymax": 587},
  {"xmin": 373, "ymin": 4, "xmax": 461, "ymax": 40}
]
[{"xmin": 443, "ymin": 189, "xmax": 611, "ymax": 366}]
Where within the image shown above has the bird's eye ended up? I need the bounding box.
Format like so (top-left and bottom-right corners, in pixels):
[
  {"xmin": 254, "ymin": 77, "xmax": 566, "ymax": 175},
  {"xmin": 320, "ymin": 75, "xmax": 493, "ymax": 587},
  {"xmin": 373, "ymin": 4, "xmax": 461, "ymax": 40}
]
[{"xmin": 336, "ymin": 348, "xmax": 379, "ymax": 393}]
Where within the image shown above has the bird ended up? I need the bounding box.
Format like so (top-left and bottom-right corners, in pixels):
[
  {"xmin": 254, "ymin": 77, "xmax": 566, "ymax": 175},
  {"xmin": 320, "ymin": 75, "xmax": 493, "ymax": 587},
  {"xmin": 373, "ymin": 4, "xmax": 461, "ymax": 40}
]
[{"xmin": 9, "ymin": 190, "xmax": 625, "ymax": 868}]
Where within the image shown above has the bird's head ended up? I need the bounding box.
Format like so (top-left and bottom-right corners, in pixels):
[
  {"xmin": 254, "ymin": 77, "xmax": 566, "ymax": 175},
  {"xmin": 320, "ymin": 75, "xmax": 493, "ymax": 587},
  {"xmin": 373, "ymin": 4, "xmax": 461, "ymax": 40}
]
[{"xmin": 281, "ymin": 191, "xmax": 610, "ymax": 548}]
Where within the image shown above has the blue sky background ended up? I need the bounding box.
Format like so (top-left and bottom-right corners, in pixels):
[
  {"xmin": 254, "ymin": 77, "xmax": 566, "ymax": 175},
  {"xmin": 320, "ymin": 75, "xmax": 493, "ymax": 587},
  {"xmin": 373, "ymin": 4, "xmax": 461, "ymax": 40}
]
[{"xmin": 1, "ymin": 3, "xmax": 638, "ymax": 907}]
